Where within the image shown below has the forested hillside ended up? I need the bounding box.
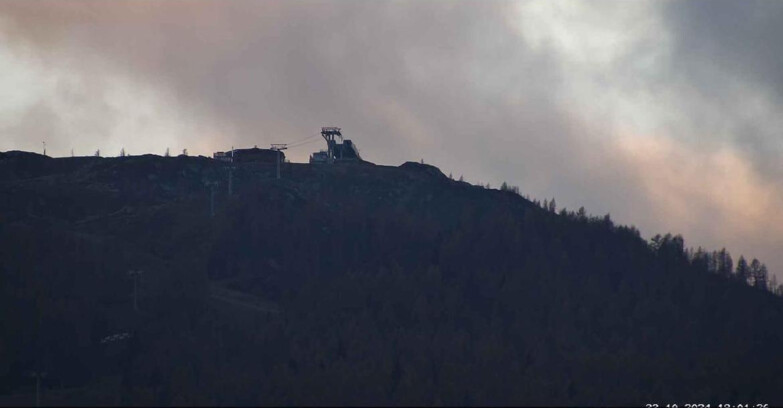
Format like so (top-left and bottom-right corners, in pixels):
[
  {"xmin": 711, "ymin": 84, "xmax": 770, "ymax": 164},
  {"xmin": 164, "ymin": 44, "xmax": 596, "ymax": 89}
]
[{"xmin": 1, "ymin": 151, "xmax": 782, "ymax": 406}]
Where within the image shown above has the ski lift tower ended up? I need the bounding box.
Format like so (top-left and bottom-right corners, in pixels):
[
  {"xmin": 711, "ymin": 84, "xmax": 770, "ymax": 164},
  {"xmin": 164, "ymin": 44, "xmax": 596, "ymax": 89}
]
[
  {"xmin": 270, "ymin": 143, "xmax": 288, "ymax": 179},
  {"xmin": 321, "ymin": 127, "xmax": 342, "ymax": 164}
]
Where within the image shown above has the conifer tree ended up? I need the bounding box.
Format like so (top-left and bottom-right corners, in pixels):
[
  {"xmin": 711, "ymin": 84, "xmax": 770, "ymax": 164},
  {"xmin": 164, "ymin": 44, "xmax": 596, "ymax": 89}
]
[
  {"xmin": 736, "ymin": 256, "xmax": 750, "ymax": 285},
  {"xmin": 750, "ymin": 259, "xmax": 768, "ymax": 290},
  {"xmin": 716, "ymin": 248, "xmax": 733, "ymax": 278}
]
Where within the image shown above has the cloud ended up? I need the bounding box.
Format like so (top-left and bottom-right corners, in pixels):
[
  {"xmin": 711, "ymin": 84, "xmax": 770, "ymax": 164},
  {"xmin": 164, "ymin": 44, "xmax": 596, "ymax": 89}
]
[
  {"xmin": 612, "ymin": 133, "xmax": 783, "ymax": 265},
  {"xmin": 1, "ymin": 1, "xmax": 782, "ymax": 279},
  {"xmin": 660, "ymin": 0, "xmax": 783, "ymax": 177}
]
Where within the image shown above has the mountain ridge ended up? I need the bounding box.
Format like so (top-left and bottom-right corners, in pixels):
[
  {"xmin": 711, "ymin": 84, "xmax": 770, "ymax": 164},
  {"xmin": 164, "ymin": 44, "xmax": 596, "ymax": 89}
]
[{"xmin": 1, "ymin": 150, "xmax": 782, "ymax": 405}]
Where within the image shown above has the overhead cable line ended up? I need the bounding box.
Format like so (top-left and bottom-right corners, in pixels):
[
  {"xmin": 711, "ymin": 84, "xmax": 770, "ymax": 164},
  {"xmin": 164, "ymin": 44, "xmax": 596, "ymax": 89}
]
[
  {"xmin": 282, "ymin": 133, "xmax": 320, "ymax": 147},
  {"xmin": 287, "ymin": 138, "xmax": 322, "ymax": 149}
]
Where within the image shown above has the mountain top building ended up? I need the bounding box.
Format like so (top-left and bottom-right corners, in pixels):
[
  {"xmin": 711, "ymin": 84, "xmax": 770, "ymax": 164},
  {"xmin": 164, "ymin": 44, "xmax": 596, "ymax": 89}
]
[
  {"xmin": 310, "ymin": 127, "xmax": 361, "ymax": 164},
  {"xmin": 213, "ymin": 146, "xmax": 284, "ymax": 164}
]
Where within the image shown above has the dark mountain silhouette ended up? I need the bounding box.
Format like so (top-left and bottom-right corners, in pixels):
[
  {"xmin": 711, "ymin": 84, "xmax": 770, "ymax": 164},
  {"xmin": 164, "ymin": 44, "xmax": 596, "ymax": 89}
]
[{"xmin": 1, "ymin": 150, "xmax": 782, "ymax": 406}]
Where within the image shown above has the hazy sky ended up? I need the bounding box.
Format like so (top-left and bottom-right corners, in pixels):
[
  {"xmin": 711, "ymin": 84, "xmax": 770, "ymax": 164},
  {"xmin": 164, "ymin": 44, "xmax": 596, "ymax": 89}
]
[{"xmin": 2, "ymin": 1, "xmax": 783, "ymax": 280}]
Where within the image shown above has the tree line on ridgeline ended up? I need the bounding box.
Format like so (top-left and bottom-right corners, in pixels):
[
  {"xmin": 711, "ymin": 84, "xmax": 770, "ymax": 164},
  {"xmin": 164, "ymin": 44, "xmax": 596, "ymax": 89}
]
[{"xmin": 514, "ymin": 186, "xmax": 781, "ymax": 296}]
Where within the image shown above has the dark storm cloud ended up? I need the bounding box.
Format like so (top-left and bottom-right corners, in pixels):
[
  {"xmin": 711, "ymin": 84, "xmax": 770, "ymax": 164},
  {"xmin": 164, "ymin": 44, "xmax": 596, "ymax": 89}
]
[
  {"xmin": 661, "ymin": 0, "xmax": 783, "ymax": 178},
  {"xmin": 663, "ymin": 0, "xmax": 783, "ymax": 98}
]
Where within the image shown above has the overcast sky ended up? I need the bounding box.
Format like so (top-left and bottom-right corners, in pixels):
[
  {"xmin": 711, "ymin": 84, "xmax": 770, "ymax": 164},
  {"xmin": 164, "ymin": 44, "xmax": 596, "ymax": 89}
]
[{"xmin": 2, "ymin": 0, "xmax": 783, "ymax": 280}]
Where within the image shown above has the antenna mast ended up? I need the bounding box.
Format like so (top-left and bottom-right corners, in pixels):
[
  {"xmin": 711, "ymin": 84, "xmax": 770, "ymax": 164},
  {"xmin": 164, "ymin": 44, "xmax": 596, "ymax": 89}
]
[
  {"xmin": 228, "ymin": 166, "xmax": 234, "ymax": 196},
  {"xmin": 205, "ymin": 181, "xmax": 219, "ymax": 217},
  {"xmin": 271, "ymin": 144, "xmax": 288, "ymax": 179}
]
